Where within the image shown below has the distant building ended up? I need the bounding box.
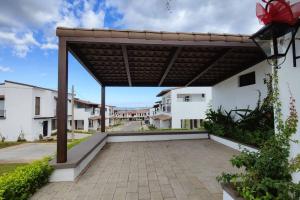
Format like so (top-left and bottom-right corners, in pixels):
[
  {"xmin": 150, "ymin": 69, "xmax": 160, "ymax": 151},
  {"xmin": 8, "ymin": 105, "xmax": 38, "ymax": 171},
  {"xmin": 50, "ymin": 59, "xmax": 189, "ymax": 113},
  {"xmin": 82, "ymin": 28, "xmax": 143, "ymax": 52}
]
[
  {"xmin": 149, "ymin": 87, "xmax": 211, "ymax": 129},
  {"xmin": 0, "ymin": 80, "xmax": 113, "ymax": 141},
  {"xmin": 114, "ymin": 108, "xmax": 150, "ymax": 121}
]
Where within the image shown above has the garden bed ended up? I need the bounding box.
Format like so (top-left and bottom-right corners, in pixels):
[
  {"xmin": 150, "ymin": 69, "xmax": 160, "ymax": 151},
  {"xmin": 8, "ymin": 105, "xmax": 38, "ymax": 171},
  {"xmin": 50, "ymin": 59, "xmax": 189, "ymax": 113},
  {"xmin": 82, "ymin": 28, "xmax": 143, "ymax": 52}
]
[
  {"xmin": 209, "ymin": 134, "xmax": 258, "ymax": 152},
  {"xmin": 222, "ymin": 183, "xmax": 244, "ymax": 200}
]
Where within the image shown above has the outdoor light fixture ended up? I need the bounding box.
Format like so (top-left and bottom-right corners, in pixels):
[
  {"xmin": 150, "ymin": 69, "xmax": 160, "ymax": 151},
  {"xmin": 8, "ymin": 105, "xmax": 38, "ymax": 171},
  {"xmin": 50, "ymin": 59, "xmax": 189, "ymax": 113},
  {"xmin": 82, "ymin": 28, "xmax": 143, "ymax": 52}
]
[
  {"xmin": 250, "ymin": 22, "xmax": 299, "ymax": 67},
  {"xmin": 251, "ymin": 0, "xmax": 300, "ymax": 67}
]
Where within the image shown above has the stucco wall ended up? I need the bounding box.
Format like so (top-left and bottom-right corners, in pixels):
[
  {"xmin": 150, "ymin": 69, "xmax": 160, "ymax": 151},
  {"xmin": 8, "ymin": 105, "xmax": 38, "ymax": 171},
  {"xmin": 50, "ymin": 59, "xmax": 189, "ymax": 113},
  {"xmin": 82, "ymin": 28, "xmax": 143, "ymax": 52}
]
[
  {"xmin": 277, "ymin": 36, "xmax": 300, "ymax": 182},
  {"xmin": 171, "ymin": 87, "xmax": 211, "ymax": 128},
  {"xmin": 212, "ymin": 61, "xmax": 272, "ymax": 112},
  {"xmin": 0, "ymin": 83, "xmax": 34, "ymax": 141}
]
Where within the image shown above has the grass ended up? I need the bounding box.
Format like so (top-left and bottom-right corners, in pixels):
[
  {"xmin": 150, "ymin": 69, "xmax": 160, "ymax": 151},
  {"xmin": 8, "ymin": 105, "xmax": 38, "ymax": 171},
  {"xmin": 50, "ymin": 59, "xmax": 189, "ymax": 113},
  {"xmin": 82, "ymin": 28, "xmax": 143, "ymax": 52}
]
[
  {"xmin": 0, "ymin": 142, "xmax": 23, "ymax": 149},
  {"xmin": 67, "ymin": 136, "xmax": 90, "ymax": 150},
  {"xmin": 0, "ymin": 163, "xmax": 28, "ymax": 176}
]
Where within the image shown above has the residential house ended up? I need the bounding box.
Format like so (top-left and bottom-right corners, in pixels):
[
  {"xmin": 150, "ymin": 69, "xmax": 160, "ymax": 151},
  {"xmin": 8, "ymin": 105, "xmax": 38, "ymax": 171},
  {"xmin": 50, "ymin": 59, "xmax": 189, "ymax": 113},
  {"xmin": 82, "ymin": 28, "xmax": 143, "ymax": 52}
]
[
  {"xmin": 114, "ymin": 108, "xmax": 150, "ymax": 121},
  {"xmin": 0, "ymin": 80, "xmax": 113, "ymax": 141},
  {"xmin": 150, "ymin": 87, "xmax": 211, "ymax": 129}
]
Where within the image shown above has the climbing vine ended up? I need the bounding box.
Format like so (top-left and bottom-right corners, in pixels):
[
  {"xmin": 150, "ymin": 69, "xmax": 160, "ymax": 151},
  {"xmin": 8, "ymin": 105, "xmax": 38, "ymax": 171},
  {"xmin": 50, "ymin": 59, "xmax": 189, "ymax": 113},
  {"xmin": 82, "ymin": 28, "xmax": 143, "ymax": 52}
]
[{"xmin": 218, "ymin": 67, "xmax": 300, "ymax": 200}]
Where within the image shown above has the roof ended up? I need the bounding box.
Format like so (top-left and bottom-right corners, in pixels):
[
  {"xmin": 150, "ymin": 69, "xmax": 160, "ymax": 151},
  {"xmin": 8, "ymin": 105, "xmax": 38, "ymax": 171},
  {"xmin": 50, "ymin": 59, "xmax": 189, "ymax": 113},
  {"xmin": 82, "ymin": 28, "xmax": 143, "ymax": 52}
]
[
  {"xmin": 156, "ymin": 88, "xmax": 179, "ymax": 97},
  {"xmin": 57, "ymin": 27, "xmax": 265, "ymax": 87},
  {"xmin": 74, "ymin": 98, "xmax": 98, "ymax": 106},
  {"xmin": 3, "ymin": 80, "xmax": 57, "ymax": 92}
]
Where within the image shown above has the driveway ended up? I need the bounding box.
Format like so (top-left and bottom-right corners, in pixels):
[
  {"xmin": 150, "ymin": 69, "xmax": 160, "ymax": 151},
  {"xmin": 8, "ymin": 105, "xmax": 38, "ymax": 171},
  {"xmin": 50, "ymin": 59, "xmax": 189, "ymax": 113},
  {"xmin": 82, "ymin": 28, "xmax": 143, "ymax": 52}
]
[
  {"xmin": 109, "ymin": 121, "xmax": 143, "ymax": 132},
  {"xmin": 0, "ymin": 143, "xmax": 56, "ymax": 163},
  {"xmin": 32, "ymin": 140, "xmax": 239, "ymax": 200}
]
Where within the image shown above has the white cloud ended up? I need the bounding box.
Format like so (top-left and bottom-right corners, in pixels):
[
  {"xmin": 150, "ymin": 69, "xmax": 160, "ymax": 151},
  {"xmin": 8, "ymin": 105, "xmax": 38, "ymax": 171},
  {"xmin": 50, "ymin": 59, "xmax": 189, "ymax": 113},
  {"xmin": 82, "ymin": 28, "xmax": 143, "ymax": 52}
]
[
  {"xmin": 0, "ymin": 0, "xmax": 106, "ymax": 57},
  {"xmin": 0, "ymin": 66, "xmax": 12, "ymax": 72},
  {"xmin": 40, "ymin": 43, "xmax": 58, "ymax": 50},
  {"xmin": 81, "ymin": 10, "xmax": 105, "ymax": 28},
  {"xmin": 105, "ymin": 0, "xmax": 262, "ymax": 34},
  {"xmin": 0, "ymin": 31, "xmax": 39, "ymax": 57}
]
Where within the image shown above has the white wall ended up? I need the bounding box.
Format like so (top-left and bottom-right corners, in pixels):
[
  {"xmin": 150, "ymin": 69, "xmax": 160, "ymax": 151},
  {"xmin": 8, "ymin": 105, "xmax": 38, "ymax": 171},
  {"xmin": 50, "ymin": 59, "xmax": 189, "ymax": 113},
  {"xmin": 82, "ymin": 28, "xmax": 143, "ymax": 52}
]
[
  {"xmin": 171, "ymin": 87, "xmax": 211, "ymax": 128},
  {"xmin": 160, "ymin": 120, "xmax": 171, "ymax": 129},
  {"xmin": 0, "ymin": 82, "xmax": 73, "ymax": 141},
  {"xmin": 0, "ymin": 83, "xmax": 34, "ymax": 141},
  {"xmin": 277, "ymin": 35, "xmax": 300, "ymax": 183},
  {"xmin": 212, "ymin": 61, "xmax": 272, "ymax": 112}
]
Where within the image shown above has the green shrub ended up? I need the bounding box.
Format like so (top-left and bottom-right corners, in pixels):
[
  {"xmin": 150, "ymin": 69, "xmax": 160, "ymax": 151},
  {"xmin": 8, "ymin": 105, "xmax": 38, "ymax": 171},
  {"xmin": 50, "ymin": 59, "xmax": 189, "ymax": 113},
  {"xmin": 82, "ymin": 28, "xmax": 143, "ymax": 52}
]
[
  {"xmin": 217, "ymin": 69, "xmax": 300, "ymax": 200},
  {"xmin": 0, "ymin": 157, "xmax": 53, "ymax": 200},
  {"xmin": 204, "ymin": 74, "xmax": 275, "ymax": 147}
]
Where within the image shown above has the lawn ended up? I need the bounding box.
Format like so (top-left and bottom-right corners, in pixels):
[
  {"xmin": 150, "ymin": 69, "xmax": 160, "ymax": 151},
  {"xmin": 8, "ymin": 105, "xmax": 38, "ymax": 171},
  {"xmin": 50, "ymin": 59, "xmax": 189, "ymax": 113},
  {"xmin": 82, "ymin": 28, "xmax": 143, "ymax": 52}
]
[
  {"xmin": 0, "ymin": 142, "xmax": 23, "ymax": 149},
  {"xmin": 0, "ymin": 163, "xmax": 27, "ymax": 175},
  {"xmin": 67, "ymin": 136, "xmax": 90, "ymax": 150}
]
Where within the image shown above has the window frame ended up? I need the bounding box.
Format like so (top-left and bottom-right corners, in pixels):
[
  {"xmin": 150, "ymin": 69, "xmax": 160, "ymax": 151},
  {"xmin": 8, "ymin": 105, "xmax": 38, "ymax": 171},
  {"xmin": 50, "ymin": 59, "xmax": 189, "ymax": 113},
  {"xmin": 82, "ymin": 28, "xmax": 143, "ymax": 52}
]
[
  {"xmin": 239, "ymin": 71, "xmax": 256, "ymax": 87},
  {"xmin": 35, "ymin": 97, "xmax": 41, "ymax": 115}
]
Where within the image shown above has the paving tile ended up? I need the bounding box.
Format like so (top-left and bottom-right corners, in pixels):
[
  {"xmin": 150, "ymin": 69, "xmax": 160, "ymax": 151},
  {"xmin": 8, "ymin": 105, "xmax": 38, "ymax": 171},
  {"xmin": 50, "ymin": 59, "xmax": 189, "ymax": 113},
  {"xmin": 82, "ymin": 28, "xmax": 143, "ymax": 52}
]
[
  {"xmin": 30, "ymin": 140, "xmax": 239, "ymax": 200},
  {"xmin": 126, "ymin": 192, "xmax": 138, "ymax": 200}
]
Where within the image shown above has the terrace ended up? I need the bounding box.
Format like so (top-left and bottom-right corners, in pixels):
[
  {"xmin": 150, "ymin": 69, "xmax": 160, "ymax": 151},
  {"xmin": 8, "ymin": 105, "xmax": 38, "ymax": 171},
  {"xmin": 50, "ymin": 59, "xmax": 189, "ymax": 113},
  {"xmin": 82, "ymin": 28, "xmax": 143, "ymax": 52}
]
[
  {"xmin": 33, "ymin": 140, "xmax": 239, "ymax": 200},
  {"xmin": 38, "ymin": 25, "xmax": 299, "ymax": 200}
]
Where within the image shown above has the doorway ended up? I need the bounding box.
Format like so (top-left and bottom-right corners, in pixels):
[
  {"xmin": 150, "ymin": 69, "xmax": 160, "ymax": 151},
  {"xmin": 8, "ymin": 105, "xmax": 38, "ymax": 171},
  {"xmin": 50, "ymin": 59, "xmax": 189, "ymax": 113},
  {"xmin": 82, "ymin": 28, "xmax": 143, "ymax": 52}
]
[{"xmin": 43, "ymin": 121, "xmax": 48, "ymax": 137}]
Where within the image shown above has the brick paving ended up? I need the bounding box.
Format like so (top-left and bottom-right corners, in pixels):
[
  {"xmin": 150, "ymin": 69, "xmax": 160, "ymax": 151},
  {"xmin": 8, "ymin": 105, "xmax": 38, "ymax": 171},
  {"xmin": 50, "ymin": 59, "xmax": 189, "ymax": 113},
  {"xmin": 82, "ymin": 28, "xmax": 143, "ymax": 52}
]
[{"xmin": 31, "ymin": 140, "xmax": 239, "ymax": 200}]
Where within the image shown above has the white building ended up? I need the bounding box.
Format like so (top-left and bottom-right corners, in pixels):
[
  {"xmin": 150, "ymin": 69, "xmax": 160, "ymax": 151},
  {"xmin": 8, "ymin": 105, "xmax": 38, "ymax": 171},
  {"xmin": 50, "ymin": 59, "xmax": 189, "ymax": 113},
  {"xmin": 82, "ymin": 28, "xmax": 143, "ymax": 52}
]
[
  {"xmin": 0, "ymin": 81, "xmax": 113, "ymax": 141},
  {"xmin": 150, "ymin": 87, "xmax": 211, "ymax": 129},
  {"xmin": 114, "ymin": 108, "xmax": 150, "ymax": 121}
]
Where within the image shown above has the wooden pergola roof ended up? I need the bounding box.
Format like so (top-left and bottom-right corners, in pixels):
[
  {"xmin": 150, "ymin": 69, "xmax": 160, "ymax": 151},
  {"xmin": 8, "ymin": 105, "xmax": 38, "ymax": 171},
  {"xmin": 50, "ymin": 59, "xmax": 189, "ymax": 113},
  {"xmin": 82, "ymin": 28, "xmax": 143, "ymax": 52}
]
[{"xmin": 57, "ymin": 27, "xmax": 265, "ymax": 87}]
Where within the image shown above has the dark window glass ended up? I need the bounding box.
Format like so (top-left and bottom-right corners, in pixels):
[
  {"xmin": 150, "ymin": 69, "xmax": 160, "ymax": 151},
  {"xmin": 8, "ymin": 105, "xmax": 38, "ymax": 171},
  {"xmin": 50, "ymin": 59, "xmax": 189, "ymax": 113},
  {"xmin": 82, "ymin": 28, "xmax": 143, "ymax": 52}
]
[
  {"xmin": 35, "ymin": 97, "xmax": 40, "ymax": 115},
  {"xmin": 239, "ymin": 72, "xmax": 256, "ymax": 87}
]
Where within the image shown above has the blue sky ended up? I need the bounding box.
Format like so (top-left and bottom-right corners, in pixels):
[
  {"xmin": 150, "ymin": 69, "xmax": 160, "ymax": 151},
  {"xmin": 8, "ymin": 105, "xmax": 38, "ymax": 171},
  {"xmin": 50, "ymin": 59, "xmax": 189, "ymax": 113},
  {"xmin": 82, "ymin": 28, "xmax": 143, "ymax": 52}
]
[{"xmin": 0, "ymin": 0, "xmax": 261, "ymax": 107}]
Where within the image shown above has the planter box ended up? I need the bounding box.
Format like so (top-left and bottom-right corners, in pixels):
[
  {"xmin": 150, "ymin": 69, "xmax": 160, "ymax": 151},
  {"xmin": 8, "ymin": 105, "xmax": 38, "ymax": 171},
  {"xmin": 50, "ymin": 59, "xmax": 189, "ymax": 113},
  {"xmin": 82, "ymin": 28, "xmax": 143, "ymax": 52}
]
[
  {"xmin": 222, "ymin": 183, "xmax": 244, "ymax": 200},
  {"xmin": 210, "ymin": 134, "xmax": 258, "ymax": 153}
]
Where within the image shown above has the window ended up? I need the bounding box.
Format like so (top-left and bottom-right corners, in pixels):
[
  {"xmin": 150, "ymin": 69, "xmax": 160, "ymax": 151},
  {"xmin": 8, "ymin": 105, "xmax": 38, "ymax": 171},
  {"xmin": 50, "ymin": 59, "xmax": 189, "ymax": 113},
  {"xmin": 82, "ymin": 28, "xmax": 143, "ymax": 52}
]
[
  {"xmin": 88, "ymin": 120, "xmax": 93, "ymax": 128},
  {"xmin": 181, "ymin": 119, "xmax": 203, "ymax": 129},
  {"xmin": 51, "ymin": 119, "xmax": 57, "ymax": 130},
  {"xmin": 239, "ymin": 71, "xmax": 256, "ymax": 87},
  {"xmin": 0, "ymin": 96, "xmax": 4, "ymax": 117},
  {"xmin": 184, "ymin": 95, "xmax": 190, "ymax": 102},
  {"xmin": 35, "ymin": 97, "xmax": 40, "ymax": 115}
]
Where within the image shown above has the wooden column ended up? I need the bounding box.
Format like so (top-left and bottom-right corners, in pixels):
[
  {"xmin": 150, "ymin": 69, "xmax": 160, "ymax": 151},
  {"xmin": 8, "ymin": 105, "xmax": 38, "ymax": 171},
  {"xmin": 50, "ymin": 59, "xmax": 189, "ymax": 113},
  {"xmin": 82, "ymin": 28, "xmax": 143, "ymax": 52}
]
[
  {"xmin": 57, "ymin": 37, "xmax": 68, "ymax": 163},
  {"xmin": 101, "ymin": 85, "xmax": 105, "ymax": 132}
]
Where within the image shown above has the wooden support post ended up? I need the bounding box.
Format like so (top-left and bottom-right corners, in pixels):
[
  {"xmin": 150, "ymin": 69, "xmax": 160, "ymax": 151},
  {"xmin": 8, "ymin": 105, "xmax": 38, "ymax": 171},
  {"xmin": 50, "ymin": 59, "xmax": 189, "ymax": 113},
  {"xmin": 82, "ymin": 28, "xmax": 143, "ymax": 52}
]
[
  {"xmin": 57, "ymin": 37, "xmax": 68, "ymax": 163},
  {"xmin": 101, "ymin": 85, "xmax": 105, "ymax": 132}
]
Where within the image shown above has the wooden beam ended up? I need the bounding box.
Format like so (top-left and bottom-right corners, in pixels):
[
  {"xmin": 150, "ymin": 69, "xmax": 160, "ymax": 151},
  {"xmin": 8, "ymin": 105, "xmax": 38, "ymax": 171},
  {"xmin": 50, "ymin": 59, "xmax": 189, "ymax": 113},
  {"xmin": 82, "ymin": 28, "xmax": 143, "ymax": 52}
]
[
  {"xmin": 57, "ymin": 37, "xmax": 68, "ymax": 163},
  {"xmin": 159, "ymin": 47, "xmax": 182, "ymax": 86},
  {"xmin": 185, "ymin": 49, "xmax": 233, "ymax": 86},
  {"xmin": 101, "ymin": 85, "xmax": 105, "ymax": 132},
  {"xmin": 65, "ymin": 36, "xmax": 257, "ymax": 48},
  {"xmin": 121, "ymin": 45, "xmax": 132, "ymax": 86},
  {"xmin": 68, "ymin": 47, "xmax": 103, "ymax": 86}
]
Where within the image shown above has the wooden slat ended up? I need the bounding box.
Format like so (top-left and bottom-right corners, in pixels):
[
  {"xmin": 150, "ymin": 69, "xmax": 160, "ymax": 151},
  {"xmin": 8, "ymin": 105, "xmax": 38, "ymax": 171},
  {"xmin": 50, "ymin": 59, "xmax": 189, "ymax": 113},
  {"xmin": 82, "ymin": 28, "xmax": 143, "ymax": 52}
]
[
  {"xmin": 122, "ymin": 45, "xmax": 132, "ymax": 86},
  {"xmin": 185, "ymin": 49, "xmax": 233, "ymax": 86},
  {"xmin": 159, "ymin": 47, "xmax": 182, "ymax": 86}
]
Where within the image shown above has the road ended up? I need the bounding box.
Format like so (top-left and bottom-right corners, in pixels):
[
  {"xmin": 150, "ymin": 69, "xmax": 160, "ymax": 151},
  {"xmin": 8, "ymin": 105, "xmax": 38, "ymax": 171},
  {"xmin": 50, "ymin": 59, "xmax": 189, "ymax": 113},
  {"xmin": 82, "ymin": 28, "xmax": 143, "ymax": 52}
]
[
  {"xmin": 109, "ymin": 120, "xmax": 144, "ymax": 132},
  {"xmin": 0, "ymin": 143, "xmax": 56, "ymax": 163}
]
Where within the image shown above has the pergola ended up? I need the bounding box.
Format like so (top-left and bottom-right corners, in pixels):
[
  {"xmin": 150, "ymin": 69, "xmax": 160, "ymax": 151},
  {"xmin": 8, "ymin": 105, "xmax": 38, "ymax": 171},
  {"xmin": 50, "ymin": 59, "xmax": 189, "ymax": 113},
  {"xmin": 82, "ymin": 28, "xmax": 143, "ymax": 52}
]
[{"xmin": 56, "ymin": 27, "xmax": 265, "ymax": 163}]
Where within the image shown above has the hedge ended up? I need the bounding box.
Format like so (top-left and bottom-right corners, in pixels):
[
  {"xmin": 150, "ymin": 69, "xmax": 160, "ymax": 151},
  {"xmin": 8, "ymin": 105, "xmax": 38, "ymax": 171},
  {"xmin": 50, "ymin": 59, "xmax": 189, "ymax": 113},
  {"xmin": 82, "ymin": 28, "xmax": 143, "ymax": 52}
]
[{"xmin": 0, "ymin": 157, "xmax": 53, "ymax": 200}]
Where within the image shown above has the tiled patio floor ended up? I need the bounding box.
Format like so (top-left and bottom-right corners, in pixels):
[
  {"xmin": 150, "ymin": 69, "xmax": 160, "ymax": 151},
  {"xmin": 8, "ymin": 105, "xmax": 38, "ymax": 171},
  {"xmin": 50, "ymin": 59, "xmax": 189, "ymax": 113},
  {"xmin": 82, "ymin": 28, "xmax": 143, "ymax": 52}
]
[{"xmin": 31, "ymin": 140, "xmax": 239, "ymax": 200}]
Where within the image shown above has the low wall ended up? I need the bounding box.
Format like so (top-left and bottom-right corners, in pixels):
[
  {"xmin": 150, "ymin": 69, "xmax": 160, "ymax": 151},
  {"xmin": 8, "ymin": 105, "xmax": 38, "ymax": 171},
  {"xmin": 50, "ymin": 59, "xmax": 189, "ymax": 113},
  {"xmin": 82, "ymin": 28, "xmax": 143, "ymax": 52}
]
[
  {"xmin": 210, "ymin": 134, "xmax": 258, "ymax": 153},
  {"xmin": 222, "ymin": 184, "xmax": 244, "ymax": 200},
  {"xmin": 50, "ymin": 133, "xmax": 107, "ymax": 182},
  {"xmin": 107, "ymin": 130, "xmax": 208, "ymax": 142},
  {"xmin": 50, "ymin": 130, "xmax": 208, "ymax": 182}
]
